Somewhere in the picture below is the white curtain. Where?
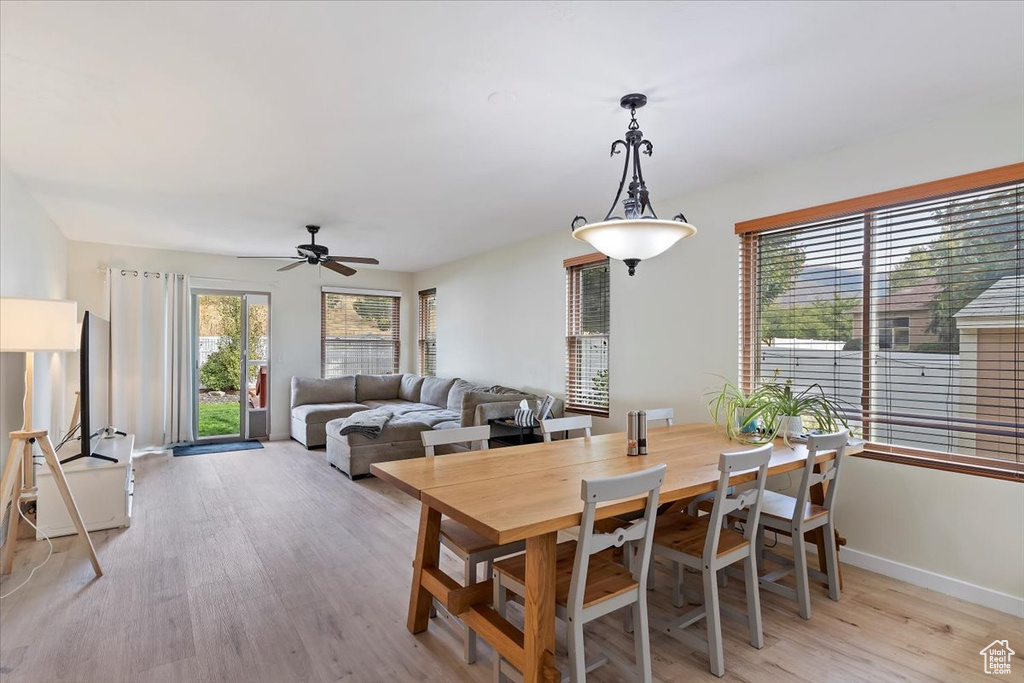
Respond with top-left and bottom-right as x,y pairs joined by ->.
109,270 -> 193,449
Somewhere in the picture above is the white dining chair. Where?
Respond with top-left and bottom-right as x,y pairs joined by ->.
420,426 -> 526,664
753,430 -> 848,619
493,464 -> 667,683
541,415 -> 593,442
650,444 -> 772,678
642,408 -> 674,426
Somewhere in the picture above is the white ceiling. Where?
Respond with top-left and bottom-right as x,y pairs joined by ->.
1,1 -> 1022,272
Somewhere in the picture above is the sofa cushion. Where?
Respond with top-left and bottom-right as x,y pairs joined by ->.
329,406 -> 459,444
460,390 -> 536,427
399,374 -> 424,402
291,402 -> 366,425
356,374 -> 403,402
421,376 -> 457,408
360,399 -> 408,410
447,378 -> 488,413
292,376 -> 355,407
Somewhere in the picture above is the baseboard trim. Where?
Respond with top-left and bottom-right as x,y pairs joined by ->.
840,547 -> 1024,618
761,531 -> 1023,617
268,433 -> 289,442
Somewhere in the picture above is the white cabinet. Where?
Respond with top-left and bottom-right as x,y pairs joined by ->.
37,434 -> 135,539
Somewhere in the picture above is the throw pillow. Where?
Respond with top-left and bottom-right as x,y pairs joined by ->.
420,376 -> 457,408
447,378 -> 487,413
355,374 -> 403,402
398,374 -> 424,402
291,376 -> 355,406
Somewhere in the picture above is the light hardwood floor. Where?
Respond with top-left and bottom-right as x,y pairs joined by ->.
0,440 -> 1019,682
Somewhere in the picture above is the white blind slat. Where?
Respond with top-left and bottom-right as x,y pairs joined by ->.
321,292 -> 401,378
418,289 -> 437,376
741,181 -> 1022,470
566,258 -> 610,415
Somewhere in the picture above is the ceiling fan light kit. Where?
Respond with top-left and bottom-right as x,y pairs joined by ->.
236,225 -> 379,276
571,93 -> 697,276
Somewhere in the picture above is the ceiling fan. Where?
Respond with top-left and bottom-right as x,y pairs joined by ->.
236,225 -> 379,276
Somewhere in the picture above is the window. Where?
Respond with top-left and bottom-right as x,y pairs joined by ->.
739,165 -> 1023,480
321,288 -> 400,377
418,288 -> 437,376
565,254 -> 610,416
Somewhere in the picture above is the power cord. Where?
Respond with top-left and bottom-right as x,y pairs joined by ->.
0,504 -> 54,600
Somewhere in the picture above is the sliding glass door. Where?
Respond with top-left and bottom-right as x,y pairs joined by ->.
192,291 -> 271,443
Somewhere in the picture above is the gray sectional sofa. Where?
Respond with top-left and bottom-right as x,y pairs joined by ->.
290,373 -> 563,477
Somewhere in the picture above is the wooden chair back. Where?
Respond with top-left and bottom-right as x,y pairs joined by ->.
570,464 -> 668,614
420,425 -> 491,456
540,415 -> 593,442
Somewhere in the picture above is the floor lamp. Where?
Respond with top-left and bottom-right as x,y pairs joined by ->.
0,297 -> 102,577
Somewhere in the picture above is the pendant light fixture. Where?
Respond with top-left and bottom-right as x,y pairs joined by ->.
571,93 -> 696,275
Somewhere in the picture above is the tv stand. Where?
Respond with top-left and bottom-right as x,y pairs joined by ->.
42,433 -> 135,538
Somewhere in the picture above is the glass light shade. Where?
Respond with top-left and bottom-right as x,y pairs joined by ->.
572,219 -> 697,261
0,297 -> 79,351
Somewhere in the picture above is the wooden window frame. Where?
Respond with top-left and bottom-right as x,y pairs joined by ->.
320,288 -> 401,378
738,163 -> 1024,481
565,253 -> 610,417
418,288 -> 437,377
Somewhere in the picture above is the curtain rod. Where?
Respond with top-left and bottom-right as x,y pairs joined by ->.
100,268 -> 165,278
96,267 -> 278,287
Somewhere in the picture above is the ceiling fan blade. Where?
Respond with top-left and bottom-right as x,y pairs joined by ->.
277,260 -> 306,272
326,256 -> 380,265
322,260 -> 357,277
236,256 -> 302,260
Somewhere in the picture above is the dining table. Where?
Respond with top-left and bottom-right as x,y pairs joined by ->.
371,423 -> 862,683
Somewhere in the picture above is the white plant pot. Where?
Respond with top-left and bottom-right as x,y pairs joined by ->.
779,415 -> 804,440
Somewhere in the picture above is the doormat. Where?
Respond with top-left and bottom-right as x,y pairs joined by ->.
172,441 -> 264,457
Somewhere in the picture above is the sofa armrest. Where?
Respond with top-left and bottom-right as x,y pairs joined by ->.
473,400 -> 522,426
473,398 -> 565,426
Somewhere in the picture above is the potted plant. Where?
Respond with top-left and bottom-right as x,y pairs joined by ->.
755,378 -> 849,445
704,378 -> 769,441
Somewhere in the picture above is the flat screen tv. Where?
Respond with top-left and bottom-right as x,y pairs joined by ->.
62,311 -> 118,464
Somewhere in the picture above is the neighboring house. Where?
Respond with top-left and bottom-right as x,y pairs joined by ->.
851,281 -> 943,350
979,640 -> 1015,675
954,276 -> 1023,459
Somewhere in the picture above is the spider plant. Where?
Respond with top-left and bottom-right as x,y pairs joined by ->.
704,377 -> 770,440
755,379 -> 849,445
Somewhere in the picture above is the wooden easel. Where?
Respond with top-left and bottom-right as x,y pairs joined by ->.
0,429 -> 102,577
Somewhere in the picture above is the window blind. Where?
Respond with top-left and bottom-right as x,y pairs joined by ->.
565,254 -> 610,416
741,176 -> 1022,477
418,288 -> 437,376
321,290 -> 400,377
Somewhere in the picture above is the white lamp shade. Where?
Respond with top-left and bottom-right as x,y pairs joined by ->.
0,297 -> 79,352
572,219 -> 697,262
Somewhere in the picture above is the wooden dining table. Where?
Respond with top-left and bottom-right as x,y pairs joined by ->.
372,423 -> 862,683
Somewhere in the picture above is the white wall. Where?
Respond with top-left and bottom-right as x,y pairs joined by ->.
65,241 -> 416,441
0,162 -> 70,469
414,98 -> 1024,606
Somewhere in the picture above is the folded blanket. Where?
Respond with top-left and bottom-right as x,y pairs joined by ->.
338,408 -> 394,439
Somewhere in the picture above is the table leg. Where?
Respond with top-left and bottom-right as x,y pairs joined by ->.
408,502 -> 442,634
523,533 -> 558,683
